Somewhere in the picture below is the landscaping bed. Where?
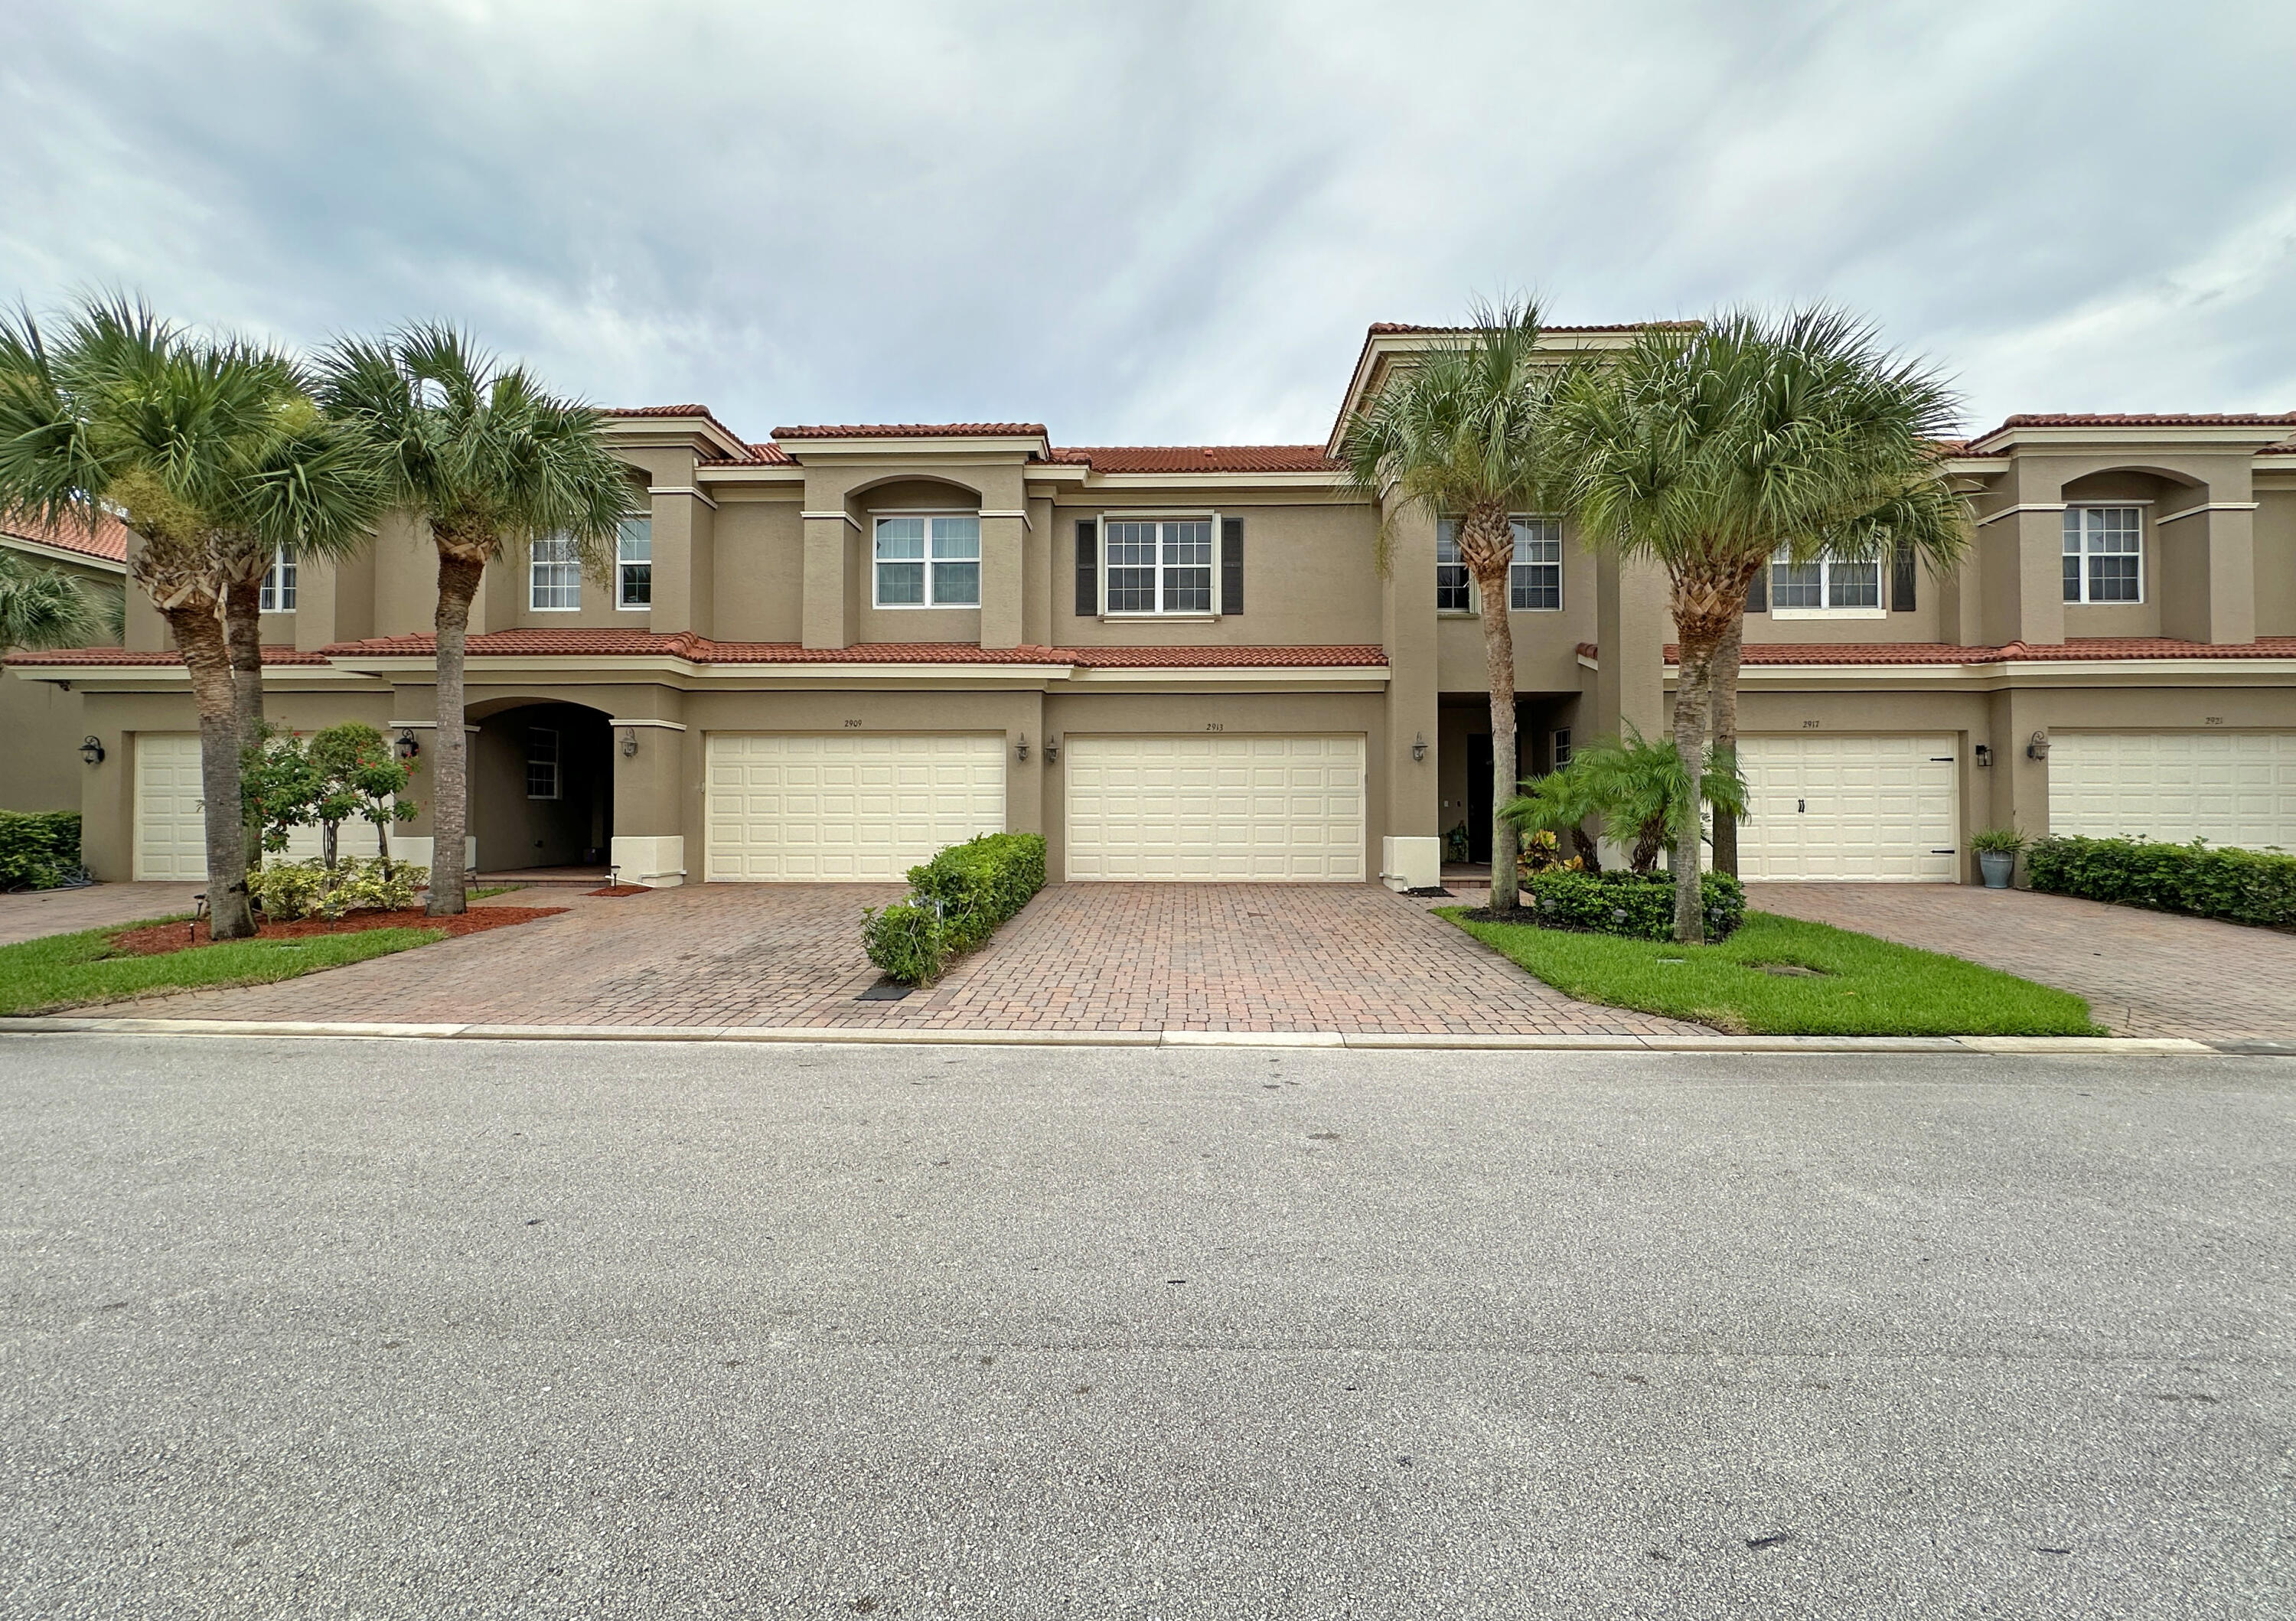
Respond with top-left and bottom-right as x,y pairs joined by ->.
1441,907 -> 2102,1036
110,905 -> 566,957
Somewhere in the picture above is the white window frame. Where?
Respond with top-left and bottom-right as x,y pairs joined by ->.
1434,517 -> 1564,614
1101,512 -> 1219,618
616,517 -> 652,612
1767,550 -> 1885,619
872,512 -> 982,608
258,543 -> 297,613
530,533 -> 581,612
2062,504 -> 2145,605
525,727 -> 560,801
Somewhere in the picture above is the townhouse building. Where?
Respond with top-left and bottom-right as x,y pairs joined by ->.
8,322 -> 2295,887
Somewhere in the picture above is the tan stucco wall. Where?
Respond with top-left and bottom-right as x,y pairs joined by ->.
709,499 -> 805,641
2258,485 -> 2296,638
1,671 -> 91,814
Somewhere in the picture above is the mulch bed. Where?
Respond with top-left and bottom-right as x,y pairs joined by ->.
109,905 -> 569,958
588,885 -> 650,897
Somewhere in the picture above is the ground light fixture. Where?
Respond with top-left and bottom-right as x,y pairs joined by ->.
79,735 -> 105,765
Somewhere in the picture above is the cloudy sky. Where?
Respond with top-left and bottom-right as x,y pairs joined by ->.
5,1 -> 2291,446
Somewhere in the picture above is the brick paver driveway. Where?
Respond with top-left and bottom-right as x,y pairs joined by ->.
0,882 -> 203,947
1750,882 -> 2296,1040
90,882 -> 1701,1036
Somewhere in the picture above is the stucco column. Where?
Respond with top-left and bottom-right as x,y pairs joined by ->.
608,695 -> 688,887
1594,551 -> 1668,742
2007,509 -> 2066,646
1380,500 -> 1440,843
979,512 -> 1026,648
801,512 -> 853,649
2157,505 -> 2256,645
648,488 -> 716,638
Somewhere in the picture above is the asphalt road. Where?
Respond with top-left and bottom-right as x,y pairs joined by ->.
2,1036 -> 2291,1619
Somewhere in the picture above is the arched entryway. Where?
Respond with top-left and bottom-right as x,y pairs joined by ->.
470,701 -> 614,874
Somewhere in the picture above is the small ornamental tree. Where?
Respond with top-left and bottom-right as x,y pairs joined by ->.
311,722 -> 414,868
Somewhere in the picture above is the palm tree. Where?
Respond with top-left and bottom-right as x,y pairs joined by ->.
1339,302 -> 1570,911
1503,726 -> 1748,873
0,549 -> 107,649
0,298 -> 380,938
1555,308 -> 1967,941
318,325 -> 633,916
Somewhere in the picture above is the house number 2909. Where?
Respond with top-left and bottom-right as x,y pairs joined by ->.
843,719 -> 863,728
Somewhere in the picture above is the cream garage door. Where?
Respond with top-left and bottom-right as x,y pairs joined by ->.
704,733 -> 1006,881
133,732 -> 207,880
1065,734 -> 1366,881
2048,732 -> 2296,851
1738,734 -> 1959,882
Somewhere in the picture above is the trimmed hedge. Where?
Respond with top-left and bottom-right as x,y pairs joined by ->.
0,810 -> 83,891
1517,867 -> 1747,942
2024,835 -> 2296,930
863,833 -> 1048,984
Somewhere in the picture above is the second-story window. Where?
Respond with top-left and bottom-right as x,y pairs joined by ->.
875,515 -> 980,608
1105,518 -> 1212,614
259,543 -> 297,612
530,533 -> 580,611
1770,550 -> 1880,611
617,517 -> 652,609
1433,517 -> 1562,611
1509,519 -> 1562,610
2063,506 -> 2142,603
1434,523 -> 1472,612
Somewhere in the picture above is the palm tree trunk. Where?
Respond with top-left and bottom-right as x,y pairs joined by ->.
427,550 -> 484,918
168,606 -> 257,941
225,572 -> 266,873
1708,612 -> 1746,878
1473,565 -> 1521,911
1669,637 -> 1714,944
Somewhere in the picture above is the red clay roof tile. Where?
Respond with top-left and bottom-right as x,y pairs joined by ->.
1049,445 -> 1342,474
3,507 -> 132,565
1658,638 -> 2296,665
5,643 -> 325,667
302,631 -> 1388,668
770,422 -> 1049,439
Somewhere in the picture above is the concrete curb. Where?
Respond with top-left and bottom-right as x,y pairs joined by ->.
0,1015 -> 2233,1056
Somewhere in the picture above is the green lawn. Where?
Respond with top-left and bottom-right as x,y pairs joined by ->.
0,918 -> 445,1017
1440,908 -> 2102,1036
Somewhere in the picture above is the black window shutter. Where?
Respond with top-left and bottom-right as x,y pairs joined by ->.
1075,519 -> 1097,616
1744,565 -> 1766,615
1890,542 -> 1916,611
1221,516 -> 1244,615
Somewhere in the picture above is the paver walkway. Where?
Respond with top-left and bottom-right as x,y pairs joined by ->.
1749,882 -> 2296,1039
84,882 -> 1702,1036
0,882 -> 202,947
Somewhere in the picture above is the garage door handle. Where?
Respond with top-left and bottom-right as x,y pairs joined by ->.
1932,849 -> 1955,854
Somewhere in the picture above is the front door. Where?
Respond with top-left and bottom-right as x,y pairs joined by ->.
1466,733 -> 1492,864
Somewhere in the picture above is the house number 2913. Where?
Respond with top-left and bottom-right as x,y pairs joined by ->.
1205,722 -> 1225,732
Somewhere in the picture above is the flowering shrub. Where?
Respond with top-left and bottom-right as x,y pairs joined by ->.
250,856 -> 420,921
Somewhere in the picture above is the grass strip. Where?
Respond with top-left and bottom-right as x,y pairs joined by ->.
1440,907 -> 2103,1036
0,917 -> 445,1016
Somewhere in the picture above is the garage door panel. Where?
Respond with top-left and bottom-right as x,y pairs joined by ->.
1738,734 -> 1958,882
2048,732 -> 2296,851
133,732 -> 207,881
704,733 -> 1006,882
1066,735 -> 1365,882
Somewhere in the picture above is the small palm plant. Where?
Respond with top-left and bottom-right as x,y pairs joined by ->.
1503,727 -> 1749,876
1340,301 -> 1573,911
318,326 -> 634,915
0,550 -> 108,650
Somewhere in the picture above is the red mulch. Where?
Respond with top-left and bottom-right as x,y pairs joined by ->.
588,884 -> 650,897
109,905 -> 569,958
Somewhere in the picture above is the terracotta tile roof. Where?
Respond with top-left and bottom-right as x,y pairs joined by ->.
1367,321 -> 1700,335
5,643 -> 325,667
1049,445 -> 1342,474
1658,638 -> 2296,666
2,507 -> 132,565
1988,412 -> 2296,429
770,422 -> 1049,439
311,631 -> 1388,668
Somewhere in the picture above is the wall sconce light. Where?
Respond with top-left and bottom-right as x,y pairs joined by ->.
621,729 -> 640,759
1016,732 -> 1030,762
1411,732 -> 1427,762
394,729 -> 420,762
79,735 -> 105,766
1974,743 -> 1992,769
1045,735 -> 1060,764
2025,730 -> 2050,762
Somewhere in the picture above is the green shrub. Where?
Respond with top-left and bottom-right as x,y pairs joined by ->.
1515,867 -> 1746,941
860,902 -> 947,985
863,833 -> 1048,983
0,810 -> 83,890
2024,835 -> 2296,930
249,856 -> 420,922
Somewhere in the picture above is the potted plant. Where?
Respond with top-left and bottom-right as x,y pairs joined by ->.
1971,827 -> 2026,889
